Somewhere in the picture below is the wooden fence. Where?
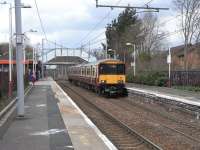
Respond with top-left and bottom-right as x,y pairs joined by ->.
171,71 -> 200,86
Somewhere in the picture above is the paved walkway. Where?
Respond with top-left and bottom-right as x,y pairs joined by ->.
0,84 -> 73,150
127,83 -> 200,106
0,78 -> 115,150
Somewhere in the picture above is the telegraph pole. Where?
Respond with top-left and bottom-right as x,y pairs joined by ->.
15,0 -> 24,116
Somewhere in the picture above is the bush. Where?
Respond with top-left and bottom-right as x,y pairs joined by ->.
126,70 -> 168,87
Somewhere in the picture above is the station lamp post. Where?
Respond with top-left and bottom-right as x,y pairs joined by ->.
0,1 -> 14,97
0,1 -> 31,97
22,29 -> 37,75
167,48 -> 172,87
14,0 -> 31,117
126,43 -> 136,77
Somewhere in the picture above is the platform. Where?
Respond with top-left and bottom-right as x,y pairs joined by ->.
127,83 -> 200,107
0,78 -> 116,150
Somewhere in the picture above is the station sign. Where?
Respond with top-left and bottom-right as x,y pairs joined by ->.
167,54 -> 171,64
131,62 -> 135,67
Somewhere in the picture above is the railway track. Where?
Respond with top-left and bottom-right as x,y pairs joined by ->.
58,81 -> 162,150
126,94 -> 200,138
108,98 -> 200,142
58,81 -> 200,149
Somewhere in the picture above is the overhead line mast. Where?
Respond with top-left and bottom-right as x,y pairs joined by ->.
96,0 -> 169,12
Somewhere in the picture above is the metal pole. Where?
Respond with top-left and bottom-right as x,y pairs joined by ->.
88,42 -> 90,61
66,48 -> 68,56
34,47 -> 37,76
42,39 -> 44,78
55,41 -> 56,57
124,49 -> 125,63
23,44 -> 26,75
169,48 -> 171,87
46,53 -> 47,61
32,47 -> 35,74
133,44 -> 136,77
106,43 -> 108,59
15,0 -> 24,116
8,5 -> 13,97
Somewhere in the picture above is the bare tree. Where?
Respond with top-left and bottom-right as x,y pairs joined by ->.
141,13 -> 165,55
174,0 -> 200,71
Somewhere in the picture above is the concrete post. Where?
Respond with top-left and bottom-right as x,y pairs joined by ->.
15,0 -> 24,116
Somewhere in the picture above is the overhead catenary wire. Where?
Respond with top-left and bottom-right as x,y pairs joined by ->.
33,0 -> 69,53
145,0 -> 155,6
75,0 -> 123,47
33,0 -> 47,40
82,14 -> 182,48
81,2 -> 176,48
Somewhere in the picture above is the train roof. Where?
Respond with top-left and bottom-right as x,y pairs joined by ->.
70,59 -> 124,68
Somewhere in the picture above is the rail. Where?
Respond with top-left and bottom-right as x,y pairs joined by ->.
60,82 -> 163,150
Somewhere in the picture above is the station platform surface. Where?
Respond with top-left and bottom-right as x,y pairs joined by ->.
127,83 -> 200,106
0,78 -> 116,150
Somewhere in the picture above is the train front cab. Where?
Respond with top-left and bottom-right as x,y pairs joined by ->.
97,61 -> 128,97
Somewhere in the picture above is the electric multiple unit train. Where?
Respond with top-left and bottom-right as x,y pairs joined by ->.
68,59 -> 128,96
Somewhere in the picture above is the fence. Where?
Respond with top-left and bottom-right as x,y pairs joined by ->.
127,69 -> 200,87
0,71 -> 18,99
171,71 -> 200,86
0,72 -> 9,98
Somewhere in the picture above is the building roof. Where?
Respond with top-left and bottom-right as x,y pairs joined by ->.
46,56 -> 87,65
0,60 -> 30,65
70,59 -> 124,68
171,43 -> 195,56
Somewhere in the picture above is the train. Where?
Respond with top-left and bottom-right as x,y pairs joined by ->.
68,59 -> 128,97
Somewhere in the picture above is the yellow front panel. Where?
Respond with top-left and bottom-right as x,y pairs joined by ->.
99,75 -> 126,84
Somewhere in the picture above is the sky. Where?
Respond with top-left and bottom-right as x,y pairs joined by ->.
0,0 -> 183,61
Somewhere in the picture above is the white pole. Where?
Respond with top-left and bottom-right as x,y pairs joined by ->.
106,43 -> 108,59
41,39 -> 44,78
55,41 -> 56,57
23,44 -> 26,75
34,47 -> 36,75
88,42 -> 90,61
133,44 -> 136,77
8,5 -> 13,96
169,48 -> 171,87
33,47 -> 35,74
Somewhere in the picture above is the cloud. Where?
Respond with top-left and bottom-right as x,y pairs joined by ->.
0,0 -> 182,50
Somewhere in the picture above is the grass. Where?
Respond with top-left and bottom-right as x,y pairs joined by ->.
173,86 -> 200,92
0,91 -> 17,112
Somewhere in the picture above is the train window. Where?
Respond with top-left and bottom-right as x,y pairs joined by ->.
87,67 -> 90,76
99,64 -> 125,75
84,67 -> 86,76
81,68 -> 83,76
92,67 -> 95,76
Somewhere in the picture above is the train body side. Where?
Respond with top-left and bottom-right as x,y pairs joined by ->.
67,59 -> 128,96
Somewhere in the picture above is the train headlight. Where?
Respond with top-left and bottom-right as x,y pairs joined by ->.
101,80 -> 106,83
118,80 -> 124,83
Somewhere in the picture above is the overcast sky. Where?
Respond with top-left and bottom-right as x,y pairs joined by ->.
0,0 -> 183,54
